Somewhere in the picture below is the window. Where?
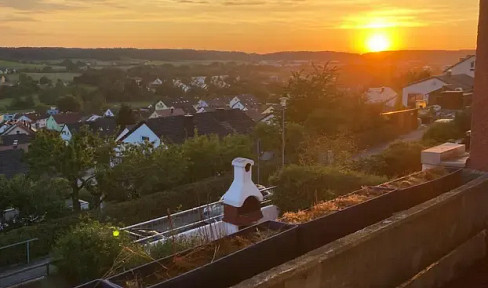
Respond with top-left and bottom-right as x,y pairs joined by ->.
142,136 -> 150,141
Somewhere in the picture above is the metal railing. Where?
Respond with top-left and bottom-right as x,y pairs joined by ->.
122,186 -> 276,242
0,238 -> 38,264
0,259 -> 55,288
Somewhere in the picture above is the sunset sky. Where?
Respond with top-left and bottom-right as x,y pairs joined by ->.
0,0 -> 480,53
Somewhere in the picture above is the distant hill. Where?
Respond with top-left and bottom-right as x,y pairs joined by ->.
0,47 -> 476,68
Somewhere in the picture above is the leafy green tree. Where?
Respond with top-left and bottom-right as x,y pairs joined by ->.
100,143 -> 188,201
57,95 -> 81,112
39,76 -> 52,85
35,103 -> 50,114
252,122 -> 281,152
286,64 -> 343,134
116,104 -> 136,126
27,129 -> 115,211
5,176 -> 71,219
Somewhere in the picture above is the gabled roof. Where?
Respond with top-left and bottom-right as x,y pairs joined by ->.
443,55 -> 476,73
117,121 -> 153,142
405,74 -> 474,91
52,112 -> 82,125
435,74 -> 474,91
0,149 -> 28,178
234,94 -> 260,108
151,108 -> 186,118
88,117 -> 119,137
366,87 -> 398,104
146,116 -> 188,144
0,134 -> 33,146
161,97 -> 196,113
2,122 -> 36,136
194,109 -> 255,137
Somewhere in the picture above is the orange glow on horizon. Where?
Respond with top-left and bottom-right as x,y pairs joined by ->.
0,1 -> 478,53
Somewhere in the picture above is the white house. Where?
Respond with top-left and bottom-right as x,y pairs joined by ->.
444,55 -> 476,78
229,96 -> 247,111
191,76 -> 207,89
402,74 -> 474,107
104,109 -> 115,117
85,114 -> 102,122
116,122 -> 161,148
366,87 -> 398,108
173,79 -> 191,93
150,78 -> 163,86
154,100 -> 169,111
60,124 -> 73,142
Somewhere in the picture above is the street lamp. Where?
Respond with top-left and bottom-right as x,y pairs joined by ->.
280,97 -> 288,168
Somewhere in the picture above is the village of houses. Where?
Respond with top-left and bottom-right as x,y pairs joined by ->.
0,55 -> 476,179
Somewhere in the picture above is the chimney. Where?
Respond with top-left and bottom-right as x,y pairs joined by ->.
447,69 -> 452,77
469,0 -> 488,171
183,114 -> 194,138
222,158 -> 263,227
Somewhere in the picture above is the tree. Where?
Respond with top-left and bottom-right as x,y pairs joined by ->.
4,176 -> 71,219
285,64 -> 345,135
26,129 -> 115,211
116,104 -> 136,126
57,95 -> 81,112
35,103 -> 50,114
39,76 -> 52,85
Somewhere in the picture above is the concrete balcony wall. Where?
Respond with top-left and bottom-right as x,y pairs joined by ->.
234,172 -> 488,288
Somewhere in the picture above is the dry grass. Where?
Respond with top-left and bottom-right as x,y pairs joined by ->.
379,167 -> 449,190
122,227 -> 279,288
281,187 -> 390,224
281,167 -> 450,224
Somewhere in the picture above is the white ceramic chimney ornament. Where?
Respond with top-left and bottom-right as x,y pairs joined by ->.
222,158 -> 263,208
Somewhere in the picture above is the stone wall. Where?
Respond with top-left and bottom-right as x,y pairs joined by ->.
234,172 -> 488,288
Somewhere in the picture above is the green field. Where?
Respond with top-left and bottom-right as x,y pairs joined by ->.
0,60 -> 65,71
7,72 -> 81,83
0,95 -> 41,112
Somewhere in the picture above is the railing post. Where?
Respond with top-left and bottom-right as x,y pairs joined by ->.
26,241 -> 30,264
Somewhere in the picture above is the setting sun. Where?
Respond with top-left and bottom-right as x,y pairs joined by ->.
366,34 -> 391,52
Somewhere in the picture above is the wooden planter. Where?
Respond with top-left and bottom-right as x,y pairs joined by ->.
107,221 -> 297,288
74,279 -> 122,288
297,169 -> 463,254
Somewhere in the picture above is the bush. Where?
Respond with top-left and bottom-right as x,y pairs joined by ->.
53,220 -> 146,283
100,174 -> 233,225
0,215 -> 81,267
354,141 -> 425,178
355,124 -> 400,149
422,122 -> 463,145
269,165 -> 386,212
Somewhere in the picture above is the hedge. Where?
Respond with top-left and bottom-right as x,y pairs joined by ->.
0,214 -> 82,267
269,165 -> 387,213
99,174 -> 233,226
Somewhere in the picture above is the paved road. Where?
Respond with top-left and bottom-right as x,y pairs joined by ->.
353,125 -> 428,160
0,258 -> 51,288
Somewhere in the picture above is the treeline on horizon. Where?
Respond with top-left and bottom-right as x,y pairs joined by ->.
0,47 -> 476,65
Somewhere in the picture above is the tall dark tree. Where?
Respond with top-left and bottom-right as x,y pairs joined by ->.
26,129 -> 115,211
116,104 -> 136,126
57,95 -> 81,112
